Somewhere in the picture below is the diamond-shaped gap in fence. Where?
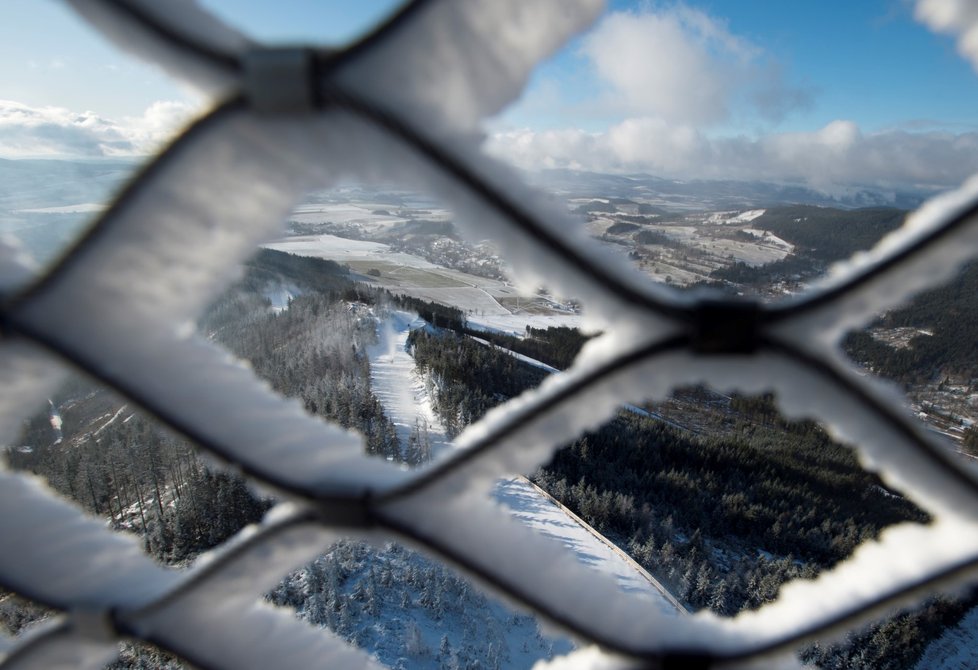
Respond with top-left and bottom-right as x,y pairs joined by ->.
194,0 -> 405,47
0,360 -> 272,588
520,384 -> 930,618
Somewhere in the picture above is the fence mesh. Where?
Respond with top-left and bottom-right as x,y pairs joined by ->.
4,1 -> 978,668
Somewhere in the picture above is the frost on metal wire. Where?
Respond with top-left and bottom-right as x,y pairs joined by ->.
65,0 -> 248,94
5,0 -> 978,668
331,0 -> 604,132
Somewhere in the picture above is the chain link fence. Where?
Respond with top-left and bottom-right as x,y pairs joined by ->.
3,1 -> 978,668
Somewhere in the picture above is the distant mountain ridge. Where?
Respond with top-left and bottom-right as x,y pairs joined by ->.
0,157 -> 935,214
531,168 -> 934,211
0,157 -> 133,211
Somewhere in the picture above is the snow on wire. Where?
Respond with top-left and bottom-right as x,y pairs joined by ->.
3,1 -> 978,668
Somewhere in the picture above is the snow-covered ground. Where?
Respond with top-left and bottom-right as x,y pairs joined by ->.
402,286 -> 511,315
693,237 -> 789,266
265,234 -> 441,270
495,477 -> 685,616
706,209 -> 767,225
263,233 -> 584,335
367,311 -> 452,459
262,282 -> 302,313
740,228 -> 794,251
913,606 -> 978,670
15,203 -> 106,214
465,311 -> 582,337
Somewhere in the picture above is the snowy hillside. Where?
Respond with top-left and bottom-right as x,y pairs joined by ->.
494,477 -> 685,616
269,540 -> 571,670
913,606 -> 978,670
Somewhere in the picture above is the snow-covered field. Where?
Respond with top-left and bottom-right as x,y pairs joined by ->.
706,209 -> 767,225
15,203 -> 106,214
465,312 -> 582,337
264,233 -> 584,335
400,287 -> 511,316
694,237 -> 790,266
740,229 -> 793,251
265,234 -> 440,269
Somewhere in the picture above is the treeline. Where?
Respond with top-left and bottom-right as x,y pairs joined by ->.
395,294 -> 465,331
463,325 -> 590,371
409,329 -> 548,438
803,593 -> 977,670
711,255 -> 817,286
844,261 -> 978,384
712,206 -> 906,286
634,229 -> 683,248
755,206 -> 905,264
242,248 -> 350,292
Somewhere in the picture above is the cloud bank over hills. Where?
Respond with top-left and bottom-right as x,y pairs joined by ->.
0,99 -> 195,158
487,1 -> 978,194
487,120 -> 978,194
4,0 -> 978,199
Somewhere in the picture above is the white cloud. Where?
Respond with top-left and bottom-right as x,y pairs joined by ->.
487,120 -> 978,192
486,1 -> 978,195
580,5 -> 811,127
0,99 -> 198,158
916,0 -> 978,72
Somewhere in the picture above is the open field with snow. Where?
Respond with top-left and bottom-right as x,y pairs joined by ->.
265,234 -> 436,268
264,233 -> 585,334
15,203 -> 106,214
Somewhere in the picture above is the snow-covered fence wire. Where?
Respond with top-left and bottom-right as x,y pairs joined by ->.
3,1 -> 978,668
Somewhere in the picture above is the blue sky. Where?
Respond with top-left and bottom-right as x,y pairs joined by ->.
3,0 -> 978,190
505,0 -> 978,136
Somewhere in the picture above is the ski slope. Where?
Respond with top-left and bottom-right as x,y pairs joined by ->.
366,310 -> 452,459
495,477 -> 685,616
